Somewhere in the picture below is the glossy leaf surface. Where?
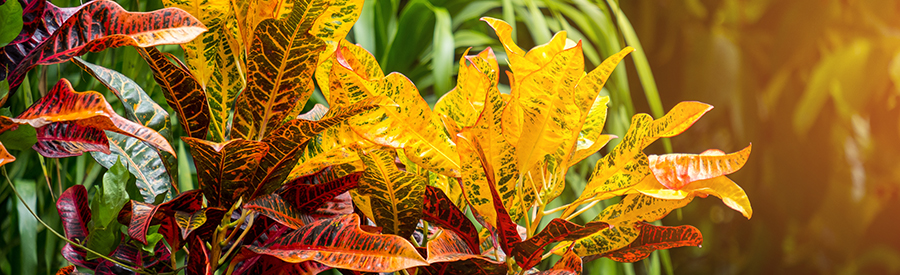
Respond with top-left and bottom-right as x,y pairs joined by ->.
126,190 -> 202,245
422,229 -> 508,275
423,186 -> 480,254
245,214 -> 428,272
56,185 -> 98,269
280,169 -> 362,213
512,218 -> 609,269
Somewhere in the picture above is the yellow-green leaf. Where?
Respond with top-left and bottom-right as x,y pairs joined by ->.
634,175 -> 752,219
643,101 -> 713,148
357,149 -> 427,237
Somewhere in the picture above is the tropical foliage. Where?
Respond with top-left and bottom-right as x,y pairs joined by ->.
0,0 -> 752,274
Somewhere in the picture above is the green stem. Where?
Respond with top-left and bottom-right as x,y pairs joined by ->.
3,167 -> 147,274
218,211 -> 254,266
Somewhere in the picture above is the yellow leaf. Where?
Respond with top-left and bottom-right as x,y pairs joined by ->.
634,175 -> 752,219
569,96 -> 615,165
324,43 -> 460,177
643,101 -> 713,148
434,48 -> 496,130
576,114 -> 653,203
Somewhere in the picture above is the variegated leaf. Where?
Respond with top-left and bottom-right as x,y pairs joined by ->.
137,46 -> 210,139
244,193 -> 305,229
183,137 -> 268,207
357,149 -> 426,238
245,214 -> 428,272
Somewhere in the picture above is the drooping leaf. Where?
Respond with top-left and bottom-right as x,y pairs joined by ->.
566,194 -> 693,257
33,122 -> 110,158
70,57 -> 171,136
647,144 -> 752,190
3,0 -> 207,96
244,214 -> 428,272
1,0 -> 80,81
125,190 -> 203,245
634,175 -> 753,219
422,185 -> 480,254
1,79 -> 174,156
160,0 -> 241,142
357,149 -> 426,238
594,222 -> 702,263
56,185 -> 98,269
421,228 -> 508,275
137,46 -> 210,139
244,193 -> 305,230
92,132 -> 173,203
511,218 -> 609,270
183,137 -> 268,207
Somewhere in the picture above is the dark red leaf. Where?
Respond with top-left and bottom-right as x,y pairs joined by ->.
1,0 -> 79,79
280,170 -> 361,213
61,244 -> 98,270
419,227 -> 507,275
512,218 -> 610,269
95,239 -> 141,274
595,222 -> 703,263
33,122 -> 110,158
56,185 -> 99,268
126,190 -> 202,244
549,249 -> 582,274
422,185 -> 480,254
3,0 -> 206,97
187,235 -> 212,275
244,193 -> 305,230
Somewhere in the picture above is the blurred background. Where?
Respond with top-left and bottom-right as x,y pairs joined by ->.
2,0 -> 900,274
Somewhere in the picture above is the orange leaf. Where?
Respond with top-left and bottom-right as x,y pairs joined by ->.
648,144 -> 752,190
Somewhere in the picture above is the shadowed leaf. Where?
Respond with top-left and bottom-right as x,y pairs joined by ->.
137,46 -> 210,139
92,132 -> 173,203
56,185 -> 98,269
280,169 -> 362,213
421,229 -> 508,275
187,235 -> 212,275
174,209 -> 208,239
512,218 -> 609,270
594,222 -> 702,263
244,214 -> 427,272
423,185 -> 480,254
33,122 -> 109,157
125,190 -> 202,245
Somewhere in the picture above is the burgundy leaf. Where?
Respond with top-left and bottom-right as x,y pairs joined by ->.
280,171 -> 361,213
512,218 -> 610,269
187,235 -> 212,275
126,190 -> 202,244
422,185 -> 480,254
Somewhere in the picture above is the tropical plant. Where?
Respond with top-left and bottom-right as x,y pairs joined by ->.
0,0 -> 753,274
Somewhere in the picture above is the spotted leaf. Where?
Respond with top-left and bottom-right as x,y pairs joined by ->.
594,222 -> 702,263
511,219 -> 609,270
137,46 -> 210,139
420,229 -> 508,275
183,137 -> 268,207
244,193 -> 306,229
423,185 -> 480,254
357,149 -> 426,238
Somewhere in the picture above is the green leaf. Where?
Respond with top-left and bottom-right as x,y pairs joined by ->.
84,222 -> 119,261
0,121 -> 36,151
430,6 -> 453,96
0,0 -> 23,47
141,225 -> 164,254
14,179 -> 36,275
93,157 -> 132,227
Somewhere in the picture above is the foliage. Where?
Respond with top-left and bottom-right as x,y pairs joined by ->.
0,0 -> 753,274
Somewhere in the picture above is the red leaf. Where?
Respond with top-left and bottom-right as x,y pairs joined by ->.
244,193 -> 305,230
187,235 -> 212,275
126,190 -> 202,244
3,79 -> 175,156
245,214 -> 427,272
280,169 -> 361,213
56,185 -> 91,242
95,240 -> 142,274
1,0 -> 79,80
421,229 -> 507,275
549,249 -> 582,274
422,185 -> 480,254
596,222 -> 703,263
4,0 -> 207,95
512,218 -> 609,269
33,122 -> 110,158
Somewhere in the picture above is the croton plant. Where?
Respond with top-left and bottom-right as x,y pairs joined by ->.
0,0 -> 752,274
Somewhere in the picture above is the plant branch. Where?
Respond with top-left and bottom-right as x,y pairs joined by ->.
218,211 -> 255,265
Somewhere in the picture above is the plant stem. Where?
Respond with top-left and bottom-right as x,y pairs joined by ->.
562,200 -> 599,221
218,211 -> 255,266
3,167 -> 146,274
